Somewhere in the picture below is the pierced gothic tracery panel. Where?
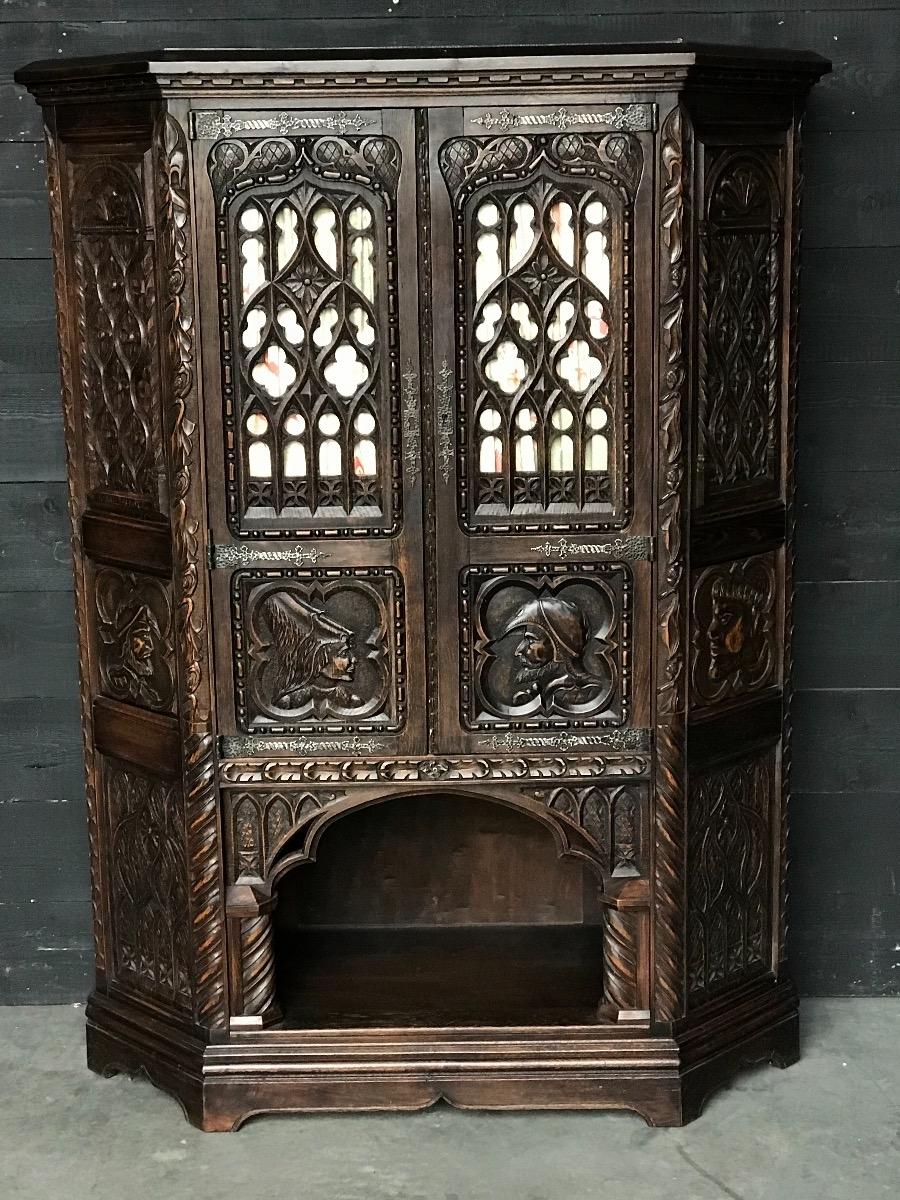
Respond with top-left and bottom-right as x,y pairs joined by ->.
106,761 -> 192,1009
232,567 -> 405,734
461,564 -> 630,730
440,133 -> 638,531
698,148 -> 784,510
691,552 -> 779,708
529,783 -> 647,879
687,750 -> 773,1006
209,136 -> 402,535
71,157 -> 164,509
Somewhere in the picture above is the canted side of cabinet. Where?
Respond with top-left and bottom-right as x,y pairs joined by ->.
40,99 -> 226,1036
19,45 -> 827,1128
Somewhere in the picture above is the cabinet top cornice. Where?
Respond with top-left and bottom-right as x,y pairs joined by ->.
16,42 -> 830,98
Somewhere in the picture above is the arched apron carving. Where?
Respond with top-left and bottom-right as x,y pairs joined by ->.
224,784 -> 650,1027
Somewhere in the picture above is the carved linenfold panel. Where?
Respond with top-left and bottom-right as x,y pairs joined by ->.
691,552 -> 779,707
687,749 -> 774,1006
440,132 -> 638,531
94,567 -> 176,712
232,567 -> 405,733
70,156 -> 164,509
218,751 -> 650,785
698,147 -> 784,510
209,134 -> 402,535
228,789 -> 345,879
461,563 -> 630,729
105,761 -> 192,1008
528,783 -> 647,878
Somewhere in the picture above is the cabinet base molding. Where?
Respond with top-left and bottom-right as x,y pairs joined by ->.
85,979 -> 798,1131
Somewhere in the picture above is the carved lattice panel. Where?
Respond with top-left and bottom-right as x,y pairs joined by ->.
93,567 -> 177,713
105,760 -> 192,1009
70,156 -> 164,510
461,563 -> 631,730
698,147 -> 784,511
208,135 -> 402,535
691,552 -> 780,708
687,748 -> 774,1006
232,567 -> 405,734
439,132 -> 639,531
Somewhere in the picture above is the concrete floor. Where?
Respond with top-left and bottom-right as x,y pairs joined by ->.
0,1000 -> 897,1199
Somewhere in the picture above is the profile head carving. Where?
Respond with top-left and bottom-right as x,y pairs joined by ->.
708,576 -> 766,680
263,592 -> 359,710
496,593 -> 603,709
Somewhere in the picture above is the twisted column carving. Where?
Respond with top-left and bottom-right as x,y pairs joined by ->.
602,905 -> 643,1015
226,875 -> 281,1026
240,912 -> 278,1018
653,104 -> 690,1025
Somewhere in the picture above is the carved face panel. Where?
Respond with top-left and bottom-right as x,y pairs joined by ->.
233,567 -> 404,734
691,554 -> 778,706
464,566 -> 629,727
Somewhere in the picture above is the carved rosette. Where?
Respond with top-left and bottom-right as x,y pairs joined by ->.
654,105 -> 690,1024
155,109 -> 226,1029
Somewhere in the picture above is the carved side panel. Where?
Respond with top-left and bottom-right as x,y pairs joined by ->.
93,567 -> 177,712
208,134 -> 403,535
105,760 -> 193,1009
232,567 -> 405,734
70,155 -> 165,510
461,563 -> 631,730
687,748 -> 774,1007
691,552 -> 779,708
697,147 -> 784,511
439,132 -> 640,531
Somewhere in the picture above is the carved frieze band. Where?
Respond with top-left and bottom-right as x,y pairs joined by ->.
219,751 -> 651,785
470,104 -> 655,134
192,109 -> 376,140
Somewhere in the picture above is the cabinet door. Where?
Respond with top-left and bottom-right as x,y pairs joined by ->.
193,108 -> 426,755
426,105 -> 655,755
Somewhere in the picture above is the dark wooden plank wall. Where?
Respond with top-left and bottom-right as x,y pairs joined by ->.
1,2 -> 898,1001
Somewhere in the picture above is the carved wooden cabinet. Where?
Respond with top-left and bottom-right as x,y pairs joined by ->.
17,43 -> 828,1129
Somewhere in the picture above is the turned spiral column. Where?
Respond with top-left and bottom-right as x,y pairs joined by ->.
600,902 -> 650,1023
225,875 -> 282,1029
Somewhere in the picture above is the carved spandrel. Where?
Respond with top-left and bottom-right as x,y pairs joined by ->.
528,783 -> 647,879
227,789 -> 345,881
691,552 -> 779,707
232,567 -> 405,734
94,567 -> 176,713
462,564 -> 630,729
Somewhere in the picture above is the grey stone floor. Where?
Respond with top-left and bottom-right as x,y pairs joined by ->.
0,999 -> 897,1199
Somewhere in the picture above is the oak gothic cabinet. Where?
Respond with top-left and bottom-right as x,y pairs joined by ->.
17,44 -> 829,1129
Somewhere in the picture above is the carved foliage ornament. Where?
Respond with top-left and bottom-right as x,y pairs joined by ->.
691,552 -> 779,706
94,567 -> 176,712
233,567 -> 405,733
